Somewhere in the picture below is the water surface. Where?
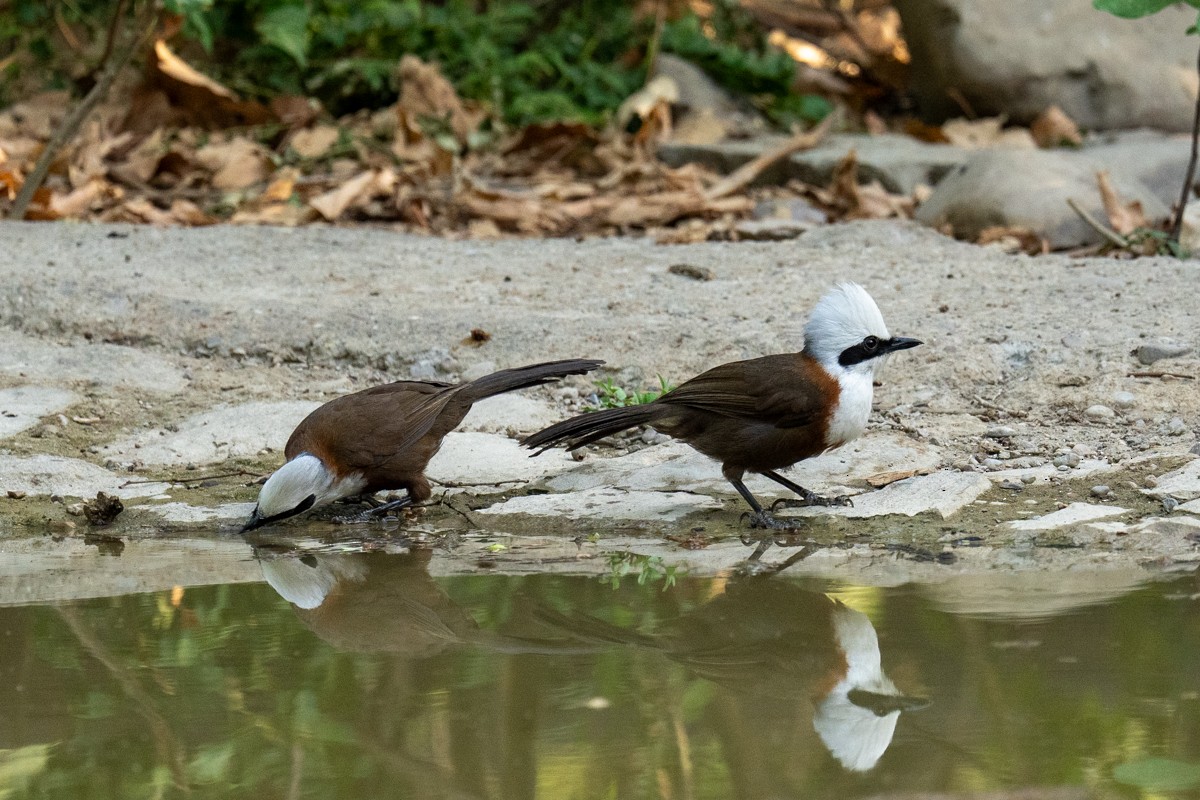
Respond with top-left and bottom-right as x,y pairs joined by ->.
1,545 -> 1198,799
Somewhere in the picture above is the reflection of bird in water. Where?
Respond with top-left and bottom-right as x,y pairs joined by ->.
537,577 -> 927,772
258,548 -> 597,659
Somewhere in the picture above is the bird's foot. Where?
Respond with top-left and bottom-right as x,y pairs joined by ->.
771,490 -> 853,510
331,497 -> 414,525
740,510 -> 800,531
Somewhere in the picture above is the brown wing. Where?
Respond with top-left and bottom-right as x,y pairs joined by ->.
285,380 -> 464,470
656,354 -> 830,430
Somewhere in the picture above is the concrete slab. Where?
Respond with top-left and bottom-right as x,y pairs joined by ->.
101,401 -> 319,466
0,386 -> 77,439
1007,502 -> 1130,531
0,329 -> 185,393
0,454 -> 169,498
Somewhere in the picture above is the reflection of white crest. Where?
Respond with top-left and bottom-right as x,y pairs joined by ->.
260,554 -> 368,609
812,600 -> 902,772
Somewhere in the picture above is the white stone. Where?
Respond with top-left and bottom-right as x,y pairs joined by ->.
427,431 -> 581,487
1180,498 -> 1200,513
1007,502 -> 1130,531
101,401 -> 319,466
0,330 -> 186,393
0,386 -> 78,439
477,486 -> 721,521
780,471 -> 992,520
1145,459 -> 1200,501
0,454 -> 169,498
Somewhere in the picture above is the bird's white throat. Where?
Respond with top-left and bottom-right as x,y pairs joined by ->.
824,367 -> 875,449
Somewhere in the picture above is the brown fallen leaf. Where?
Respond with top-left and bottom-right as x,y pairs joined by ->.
396,54 -> 484,147
1030,105 -> 1082,148
261,167 -> 299,202
289,125 -> 341,159
977,225 -> 1048,255
195,137 -> 270,190
866,468 -> 933,488
1096,170 -> 1147,236
51,179 -> 110,217
145,39 -> 274,129
942,117 -> 1036,150
309,169 -> 378,221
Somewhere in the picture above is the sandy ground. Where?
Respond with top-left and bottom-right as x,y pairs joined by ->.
1,218 -> 1198,583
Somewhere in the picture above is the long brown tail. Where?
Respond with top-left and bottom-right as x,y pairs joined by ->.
459,359 -> 603,402
522,403 -> 657,454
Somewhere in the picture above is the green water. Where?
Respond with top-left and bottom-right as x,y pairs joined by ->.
1,547 -> 1198,799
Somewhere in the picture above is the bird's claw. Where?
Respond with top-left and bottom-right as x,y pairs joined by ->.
741,510 -> 799,531
771,492 -> 853,510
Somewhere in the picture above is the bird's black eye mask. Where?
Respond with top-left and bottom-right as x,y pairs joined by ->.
838,336 -> 922,367
242,494 -> 317,532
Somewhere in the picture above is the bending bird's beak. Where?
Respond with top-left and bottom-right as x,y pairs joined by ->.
886,337 -> 922,353
241,507 -> 266,534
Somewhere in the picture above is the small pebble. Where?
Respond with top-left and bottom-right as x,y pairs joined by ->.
1144,475 -> 1158,488
1000,480 -> 1024,491
986,426 -> 1017,438
1111,391 -> 1136,409
1021,474 -> 1038,484
1162,497 -> 1180,513
1053,452 -> 1081,468
1166,417 -> 1187,436
6,490 -> 26,499
1135,341 -> 1192,365
66,503 -> 85,516
1085,405 -> 1114,421
1090,485 -> 1110,498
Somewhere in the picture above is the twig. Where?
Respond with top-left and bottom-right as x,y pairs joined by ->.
1170,40 -> 1200,245
1066,197 -> 1129,248
703,112 -> 836,201
98,0 -> 132,68
120,469 -> 263,488
643,0 -> 668,81
8,8 -> 154,220
1129,370 -> 1196,380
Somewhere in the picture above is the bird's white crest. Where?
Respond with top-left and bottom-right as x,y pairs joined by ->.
812,600 -> 904,772
803,283 -> 891,371
256,453 -> 363,520
260,553 -> 368,609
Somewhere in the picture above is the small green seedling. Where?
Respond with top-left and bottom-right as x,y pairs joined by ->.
590,375 -> 674,410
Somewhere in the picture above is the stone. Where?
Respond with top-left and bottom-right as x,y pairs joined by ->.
1090,485 -> 1111,498
1085,405 -> 1116,421
0,386 -> 77,439
1135,340 -> 1192,365
0,454 -> 169,499
1085,131 -> 1192,205
144,502 -> 254,523
477,486 -> 721,522
914,150 -> 1169,249
1144,459 -> 1200,501
0,330 -> 186,394
894,0 -> 1200,131
427,431 -> 580,487
457,394 -> 562,435
653,53 -> 766,144
101,401 -> 320,466
1111,391 -> 1136,409
732,219 -> 811,241
1007,502 -> 1130,531
779,471 -> 992,520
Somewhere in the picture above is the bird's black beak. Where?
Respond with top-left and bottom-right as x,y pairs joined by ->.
886,337 -> 922,353
240,507 -> 266,534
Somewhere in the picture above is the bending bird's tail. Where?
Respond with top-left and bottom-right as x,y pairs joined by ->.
522,404 -> 656,454
460,359 -> 604,402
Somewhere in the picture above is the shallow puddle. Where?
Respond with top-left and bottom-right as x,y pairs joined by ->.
1,543 -> 1199,799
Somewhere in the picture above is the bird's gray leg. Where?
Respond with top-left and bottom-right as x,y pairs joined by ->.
723,467 -> 797,531
763,470 -> 853,509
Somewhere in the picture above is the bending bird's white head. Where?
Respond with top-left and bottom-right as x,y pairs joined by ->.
242,454 -> 339,532
803,283 -> 921,377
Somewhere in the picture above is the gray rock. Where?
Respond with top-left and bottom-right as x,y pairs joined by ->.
1135,340 -> 1192,365
780,471 -> 993,520
1167,417 -> 1188,436
1085,405 -> 1116,421
477,486 -> 721,522
457,394 -> 562,435
1090,485 -> 1111,498
427,431 -> 581,486
1085,131 -> 1193,205
894,0 -> 1200,131
733,219 -> 812,241
1111,391 -> 1136,409
0,386 -> 78,440
1143,459 -> 1200,501
914,150 -> 1169,249
0,330 -> 186,394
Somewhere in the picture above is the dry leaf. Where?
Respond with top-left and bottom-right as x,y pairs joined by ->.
309,170 -> 377,221
51,179 -> 109,216
290,125 -> 341,159
977,225 -> 1048,255
147,39 -> 273,128
262,168 -> 299,202
396,55 -> 484,146
1030,105 -> 1082,148
195,137 -> 270,190
230,203 -> 315,226
866,468 -> 932,488
1097,170 -> 1147,236
942,117 -> 1036,149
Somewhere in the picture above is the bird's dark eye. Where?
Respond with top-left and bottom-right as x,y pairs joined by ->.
862,336 -> 880,352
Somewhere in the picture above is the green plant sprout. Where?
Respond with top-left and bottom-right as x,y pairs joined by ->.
604,552 -> 681,591
590,375 -> 674,410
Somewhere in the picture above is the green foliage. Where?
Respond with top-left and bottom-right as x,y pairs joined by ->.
591,375 -> 673,410
604,552 -> 681,590
1094,0 -> 1200,33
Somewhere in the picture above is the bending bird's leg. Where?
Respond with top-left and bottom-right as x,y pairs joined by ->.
723,467 -> 797,531
762,470 -> 853,510
332,495 -> 415,524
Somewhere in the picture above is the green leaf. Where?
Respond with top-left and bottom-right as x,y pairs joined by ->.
256,5 -> 312,67
1113,757 -> 1200,791
1093,0 -> 1182,18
